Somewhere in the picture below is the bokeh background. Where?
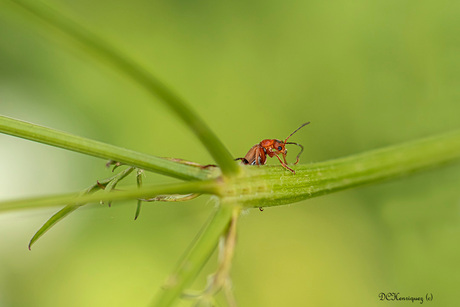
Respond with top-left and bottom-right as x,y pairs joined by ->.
1,0 -> 459,306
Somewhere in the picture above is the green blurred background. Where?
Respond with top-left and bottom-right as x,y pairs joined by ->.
0,0 -> 459,306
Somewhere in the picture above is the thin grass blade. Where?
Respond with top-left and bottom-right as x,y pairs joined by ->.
28,203 -> 80,250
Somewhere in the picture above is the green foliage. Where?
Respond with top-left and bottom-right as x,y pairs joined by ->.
2,115 -> 460,306
0,0 -> 459,306
4,0 -> 239,177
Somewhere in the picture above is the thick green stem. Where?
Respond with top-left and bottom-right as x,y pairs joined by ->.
4,0 -> 240,176
151,204 -> 236,307
223,130 -> 460,208
0,115 -> 213,180
0,180 -> 219,212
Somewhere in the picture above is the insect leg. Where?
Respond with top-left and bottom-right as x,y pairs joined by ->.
274,154 -> 295,173
254,147 -> 267,165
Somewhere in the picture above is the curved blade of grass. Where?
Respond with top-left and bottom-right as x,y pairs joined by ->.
0,115 -> 213,180
28,203 -> 80,250
4,0 -> 239,176
0,180 -> 220,213
28,166 -> 137,249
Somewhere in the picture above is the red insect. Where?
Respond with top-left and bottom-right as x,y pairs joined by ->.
236,122 -> 310,174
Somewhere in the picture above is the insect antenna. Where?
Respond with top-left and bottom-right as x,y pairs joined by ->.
284,122 -> 310,143
285,142 -> 304,164
284,122 -> 309,164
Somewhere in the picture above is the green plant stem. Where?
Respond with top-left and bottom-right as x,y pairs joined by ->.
2,130 -> 460,212
223,129 -> 460,208
0,115 -> 213,180
151,204 -> 236,307
4,0 -> 239,176
0,180 -> 219,212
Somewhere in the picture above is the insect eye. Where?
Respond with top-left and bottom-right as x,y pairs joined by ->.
278,146 -> 282,151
